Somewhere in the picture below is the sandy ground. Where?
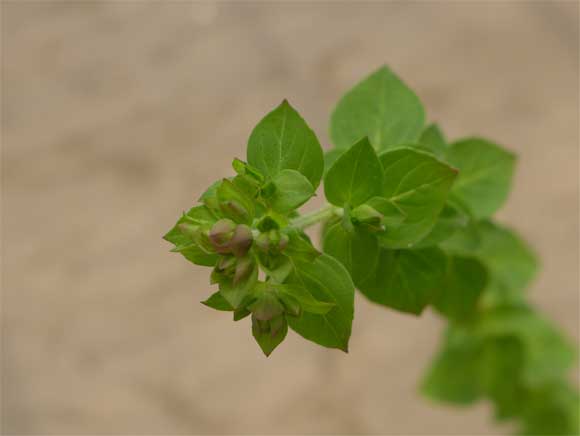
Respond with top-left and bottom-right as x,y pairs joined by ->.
2,2 -> 578,435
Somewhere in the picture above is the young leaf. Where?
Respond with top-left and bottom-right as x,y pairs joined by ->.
377,147 -> 457,249
432,256 -> 488,322
421,325 -> 483,404
322,222 -> 379,288
324,137 -> 383,207
445,138 -> 516,219
418,123 -> 447,157
247,100 -> 324,189
201,291 -> 234,311
359,247 -> 447,315
266,169 -> 315,213
330,65 -> 425,152
286,254 -> 355,351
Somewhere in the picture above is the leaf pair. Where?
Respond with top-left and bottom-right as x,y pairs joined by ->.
330,66 -> 516,222
322,137 -> 458,314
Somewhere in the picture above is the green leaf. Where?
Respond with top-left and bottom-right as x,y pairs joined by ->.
418,123 -> 447,157
323,148 -> 345,175
377,147 -> 458,249
476,221 -> 538,294
286,254 -> 355,351
476,305 -> 577,385
247,100 -> 324,189
324,137 -> 383,207
444,221 -> 538,297
479,336 -> 527,420
322,223 -> 379,288
413,202 -> 468,248
359,247 -> 447,315
446,137 -> 516,219
432,256 -> 488,322
266,169 -> 314,213
276,284 -> 335,315
330,65 -> 425,152
421,325 -> 483,404
252,314 -> 288,357
201,291 -> 234,311
519,381 -> 580,436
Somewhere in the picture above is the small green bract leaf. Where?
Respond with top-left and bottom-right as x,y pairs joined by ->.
247,100 -> 324,189
324,137 -> 383,207
201,291 -> 234,311
330,65 -> 425,152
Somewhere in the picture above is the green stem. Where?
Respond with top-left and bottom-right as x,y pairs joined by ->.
290,204 -> 342,230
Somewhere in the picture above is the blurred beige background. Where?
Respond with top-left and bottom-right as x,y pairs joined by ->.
2,1 -> 578,435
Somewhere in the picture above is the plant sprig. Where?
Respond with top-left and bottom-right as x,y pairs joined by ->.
164,65 -> 578,435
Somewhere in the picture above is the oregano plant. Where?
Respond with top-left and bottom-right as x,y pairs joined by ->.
164,65 -> 578,435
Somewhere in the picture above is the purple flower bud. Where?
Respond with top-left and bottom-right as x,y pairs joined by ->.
278,233 -> 289,251
230,224 -> 253,257
233,255 -> 254,285
209,219 -> 236,253
250,292 -> 285,321
269,315 -> 285,337
219,200 -> 250,223
217,256 -> 237,273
